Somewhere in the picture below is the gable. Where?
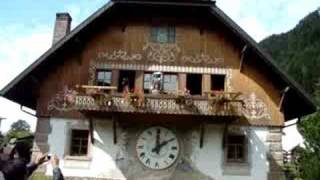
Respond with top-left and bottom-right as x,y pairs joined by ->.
0,0 -> 316,120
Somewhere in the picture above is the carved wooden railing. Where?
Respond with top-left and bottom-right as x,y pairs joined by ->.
72,94 -> 243,116
48,87 -> 274,119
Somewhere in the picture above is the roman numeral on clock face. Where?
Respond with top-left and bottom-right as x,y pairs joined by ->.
136,126 -> 179,170
169,154 -> 175,160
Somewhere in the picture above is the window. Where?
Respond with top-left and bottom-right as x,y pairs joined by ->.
96,70 -> 112,86
187,74 -> 202,95
70,130 -> 89,156
151,26 -> 175,43
211,74 -> 225,91
163,74 -> 177,93
226,135 -> 246,163
118,70 -> 136,92
143,72 -> 152,93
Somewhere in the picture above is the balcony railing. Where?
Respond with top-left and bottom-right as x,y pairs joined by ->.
48,87 -> 244,117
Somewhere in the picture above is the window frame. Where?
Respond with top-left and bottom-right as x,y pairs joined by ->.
224,134 -> 248,164
69,129 -> 90,157
150,25 -> 176,44
95,69 -> 112,86
163,73 -> 178,93
211,74 -> 226,92
143,72 -> 153,94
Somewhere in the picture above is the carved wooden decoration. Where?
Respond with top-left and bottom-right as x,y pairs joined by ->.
48,86 -> 78,111
241,93 -> 271,120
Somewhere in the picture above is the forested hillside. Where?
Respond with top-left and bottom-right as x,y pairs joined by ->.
260,10 -> 320,95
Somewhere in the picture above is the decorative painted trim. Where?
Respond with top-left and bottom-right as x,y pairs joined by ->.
88,61 -> 232,85
181,54 -> 224,65
115,127 -> 128,162
241,93 -> 272,120
142,42 -> 181,63
189,129 -> 200,163
97,50 -> 142,61
94,42 -> 225,66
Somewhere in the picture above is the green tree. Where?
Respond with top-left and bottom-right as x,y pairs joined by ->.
5,120 -> 33,148
296,83 -> 320,180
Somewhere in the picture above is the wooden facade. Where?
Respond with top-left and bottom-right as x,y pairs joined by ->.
0,1 -> 316,179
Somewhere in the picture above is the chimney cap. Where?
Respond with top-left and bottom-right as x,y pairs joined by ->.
56,13 -> 72,21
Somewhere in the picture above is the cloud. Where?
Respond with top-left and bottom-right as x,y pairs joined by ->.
216,0 -> 320,41
0,23 -> 52,133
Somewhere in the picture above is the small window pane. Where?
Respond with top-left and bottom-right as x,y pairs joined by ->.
226,135 -> 246,162
96,70 -> 112,86
144,73 -> 152,93
151,26 -> 175,43
70,130 -> 89,156
163,74 -> 177,93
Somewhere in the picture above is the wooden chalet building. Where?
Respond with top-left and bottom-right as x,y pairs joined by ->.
0,0 -> 316,179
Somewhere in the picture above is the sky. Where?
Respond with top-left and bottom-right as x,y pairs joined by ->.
0,0 -> 319,150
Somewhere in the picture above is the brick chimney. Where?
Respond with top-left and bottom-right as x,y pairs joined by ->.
52,13 -> 72,45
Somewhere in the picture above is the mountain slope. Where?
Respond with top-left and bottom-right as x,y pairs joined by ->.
260,10 -> 320,94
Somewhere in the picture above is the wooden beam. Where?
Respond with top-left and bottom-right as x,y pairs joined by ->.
89,118 -> 95,145
279,86 -> 290,111
113,115 -> 118,144
200,122 -> 205,148
239,45 -> 248,72
222,123 -> 229,148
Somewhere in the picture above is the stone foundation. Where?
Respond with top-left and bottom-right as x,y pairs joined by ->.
267,127 -> 284,180
31,118 -> 51,173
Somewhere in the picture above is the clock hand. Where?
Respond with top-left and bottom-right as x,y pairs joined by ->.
152,129 -> 161,154
155,138 -> 175,154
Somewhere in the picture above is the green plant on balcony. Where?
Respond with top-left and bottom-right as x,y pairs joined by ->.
208,91 -> 243,114
123,88 -> 145,109
92,93 -> 113,107
174,89 -> 193,108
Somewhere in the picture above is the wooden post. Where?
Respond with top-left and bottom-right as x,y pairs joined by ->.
112,69 -> 120,93
113,115 -> 118,144
200,122 -> 205,149
202,74 -> 211,96
239,45 -> 248,72
89,118 -> 95,145
279,86 -> 290,111
178,73 -> 187,91
135,71 -> 144,91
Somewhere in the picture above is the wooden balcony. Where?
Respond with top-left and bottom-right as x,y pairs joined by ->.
76,94 -> 244,116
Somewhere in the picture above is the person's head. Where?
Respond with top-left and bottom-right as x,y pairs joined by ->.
13,141 -> 31,162
1,159 -> 28,180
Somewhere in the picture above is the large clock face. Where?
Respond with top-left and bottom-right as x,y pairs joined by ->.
136,126 -> 180,170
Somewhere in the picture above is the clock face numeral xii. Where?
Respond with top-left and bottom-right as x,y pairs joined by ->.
136,126 -> 179,170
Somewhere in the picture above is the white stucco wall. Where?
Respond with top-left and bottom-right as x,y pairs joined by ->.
46,118 -> 270,180
193,125 -> 269,180
47,118 -> 125,179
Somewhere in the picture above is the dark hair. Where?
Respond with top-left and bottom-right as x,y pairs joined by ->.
9,141 -> 31,163
1,159 -> 27,180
